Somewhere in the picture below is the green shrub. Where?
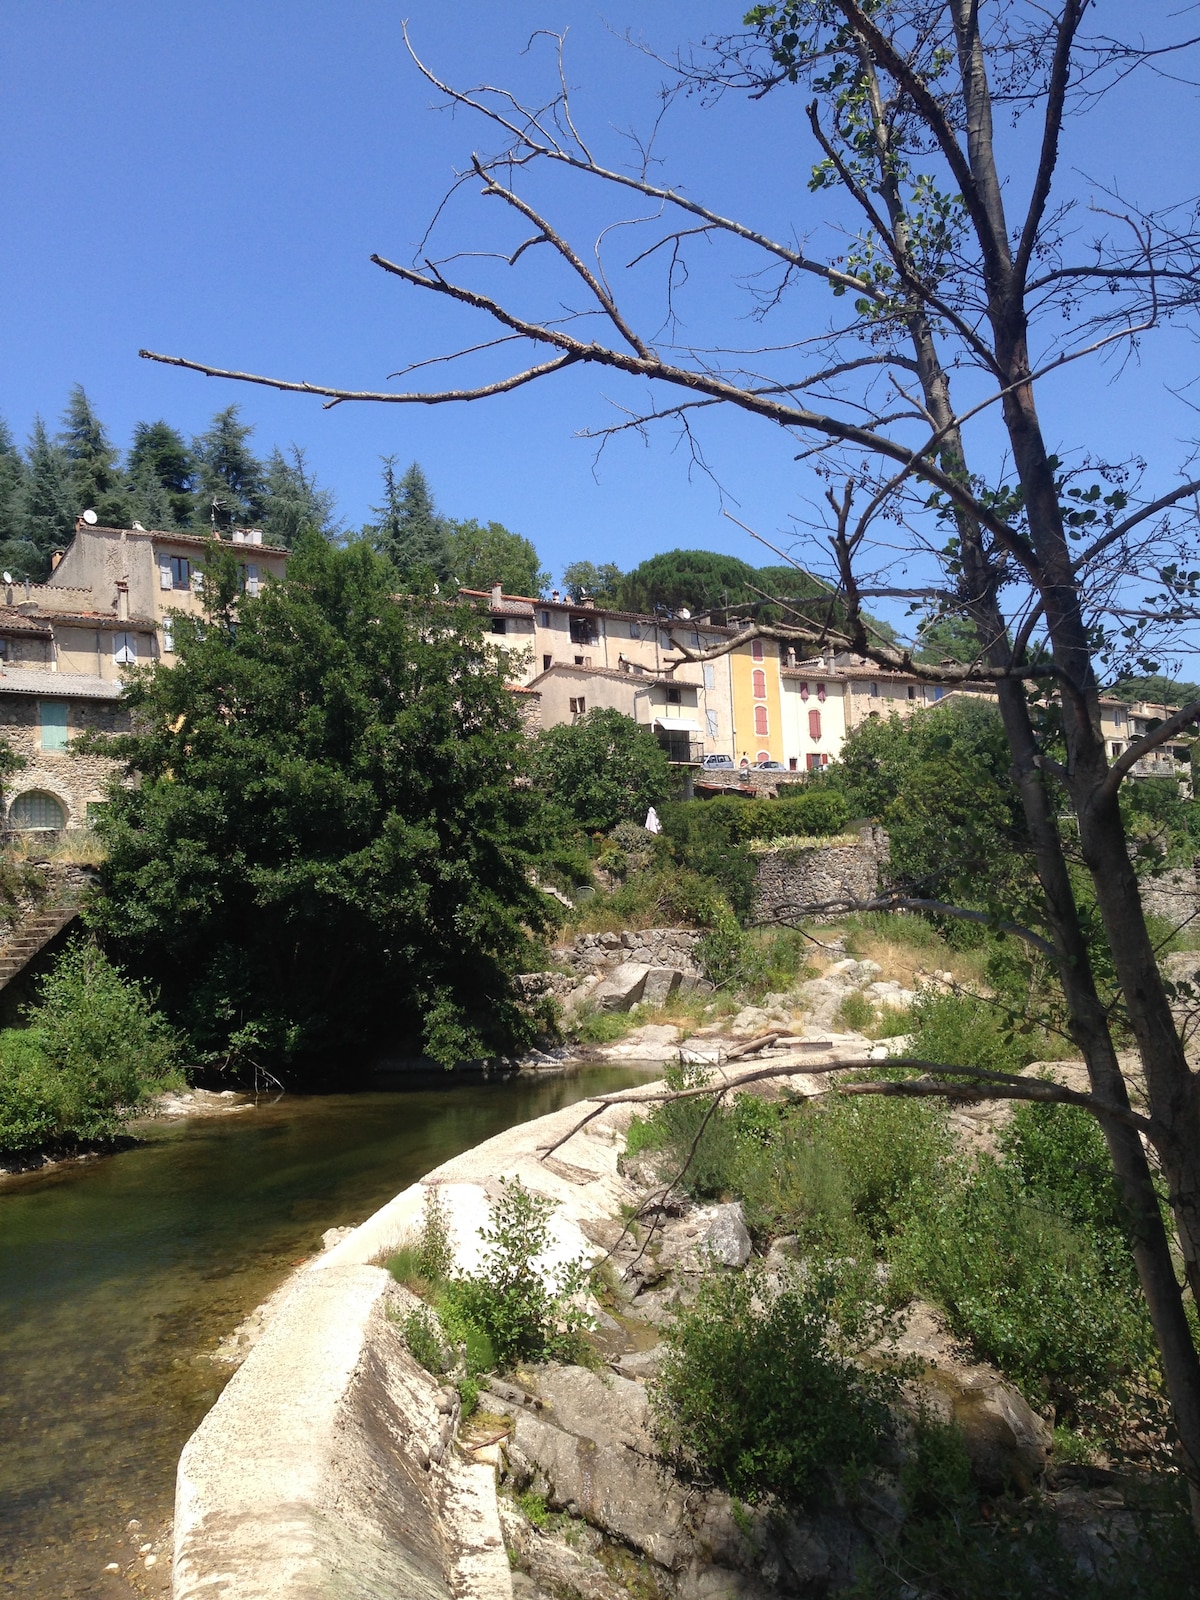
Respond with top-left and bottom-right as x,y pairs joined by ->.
835,990 -> 875,1033
414,1186 -> 455,1281
651,1264 -> 898,1504
906,988 -> 1036,1077
892,1156 -> 1154,1414
446,1177 -> 592,1369
573,1006 -> 634,1044
402,1305 -> 447,1375
0,939 -> 182,1155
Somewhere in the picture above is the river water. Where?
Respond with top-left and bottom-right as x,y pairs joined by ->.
0,1067 -> 649,1598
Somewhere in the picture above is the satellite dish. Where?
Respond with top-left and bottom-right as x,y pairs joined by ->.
82,508 -> 98,525
2,573 -> 11,585
677,608 -> 692,620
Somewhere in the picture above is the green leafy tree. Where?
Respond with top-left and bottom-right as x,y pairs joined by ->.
194,405 -> 267,530
561,559 -> 623,604
261,444 -> 340,546
446,517 -> 548,596
127,420 -> 197,529
616,549 -> 760,619
369,458 -> 450,578
913,614 -> 985,665
59,385 -> 131,527
85,535 -> 551,1069
527,707 -> 671,832
1107,675 -> 1200,707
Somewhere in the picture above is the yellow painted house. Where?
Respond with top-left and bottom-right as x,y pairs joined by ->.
730,638 -> 785,766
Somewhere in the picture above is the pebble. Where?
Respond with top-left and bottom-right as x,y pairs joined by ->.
145,1553 -> 158,1568
104,1563 -> 120,1572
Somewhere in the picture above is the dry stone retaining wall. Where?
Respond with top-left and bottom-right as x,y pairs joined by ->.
557,927 -> 704,975
754,824 -> 889,923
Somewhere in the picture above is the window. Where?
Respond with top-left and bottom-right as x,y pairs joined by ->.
113,631 -> 137,664
666,685 -> 682,705
9,790 -> 65,830
539,610 -> 551,627
569,615 -> 597,645
808,708 -> 822,740
172,556 -> 190,590
574,654 -> 585,666
754,705 -> 769,737
869,682 -> 879,697
569,696 -> 586,715
752,669 -> 767,699
799,681 -> 809,701
0,638 -> 8,660
807,752 -> 827,770
542,654 -> 552,672
39,701 -> 69,752
907,685 -> 917,700
238,563 -> 259,598
703,664 -> 715,689
1111,742 -> 1124,758
706,709 -> 719,739
491,616 -> 507,635
789,757 -> 798,771
629,621 -> 641,640
756,749 -> 770,763
817,683 -> 826,702
931,686 -> 945,702
751,640 -> 765,663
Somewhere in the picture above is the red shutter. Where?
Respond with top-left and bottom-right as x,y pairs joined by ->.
809,708 -> 822,740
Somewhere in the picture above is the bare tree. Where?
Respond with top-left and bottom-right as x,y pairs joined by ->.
141,4 -> 1200,1517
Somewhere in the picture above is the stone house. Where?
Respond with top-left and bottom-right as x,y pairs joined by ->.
0,517 -> 289,833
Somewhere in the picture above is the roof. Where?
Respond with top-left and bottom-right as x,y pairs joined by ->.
29,610 -> 157,632
0,607 -> 51,638
506,683 -> 541,695
0,669 -> 124,700
68,523 -> 288,557
457,587 -> 736,634
528,660 -> 683,688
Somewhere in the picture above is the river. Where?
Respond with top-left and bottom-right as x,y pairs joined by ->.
0,1066 -> 650,1598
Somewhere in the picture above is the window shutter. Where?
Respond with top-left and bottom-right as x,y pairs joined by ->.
809,708 -> 822,740
245,565 -> 259,598
159,558 -> 173,591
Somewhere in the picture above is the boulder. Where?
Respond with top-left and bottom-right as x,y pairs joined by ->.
589,962 -> 651,1012
891,1301 -> 1051,1493
658,1202 -> 752,1272
641,966 -> 684,1007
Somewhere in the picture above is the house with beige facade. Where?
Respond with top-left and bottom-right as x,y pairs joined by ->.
0,519 -> 288,832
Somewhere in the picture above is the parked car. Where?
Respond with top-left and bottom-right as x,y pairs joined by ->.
702,754 -> 735,768
752,760 -> 787,771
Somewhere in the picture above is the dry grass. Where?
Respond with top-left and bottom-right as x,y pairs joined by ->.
5,832 -> 107,867
819,915 -> 989,992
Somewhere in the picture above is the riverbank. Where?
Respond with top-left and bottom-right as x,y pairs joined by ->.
0,1087 -> 255,1179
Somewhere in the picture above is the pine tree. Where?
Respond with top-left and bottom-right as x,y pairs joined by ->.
60,385 -> 131,526
0,417 -> 39,581
127,420 -> 197,529
194,406 -> 267,530
261,445 -> 340,547
20,417 -> 75,573
369,459 -> 450,578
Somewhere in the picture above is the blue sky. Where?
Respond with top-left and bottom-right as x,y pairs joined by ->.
2,3 -> 1197,618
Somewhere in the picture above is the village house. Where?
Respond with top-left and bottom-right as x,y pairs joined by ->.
0,518 -> 288,832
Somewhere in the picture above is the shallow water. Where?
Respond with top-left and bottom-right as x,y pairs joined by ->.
0,1066 -> 651,1597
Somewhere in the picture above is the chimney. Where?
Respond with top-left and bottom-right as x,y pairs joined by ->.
50,549 -> 64,572
491,580 -> 503,606
116,581 -> 129,621
232,529 -> 246,544
551,590 -> 560,603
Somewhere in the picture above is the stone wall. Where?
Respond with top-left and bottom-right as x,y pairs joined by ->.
556,927 -> 704,975
753,824 -> 889,923
1139,862 -> 1200,926
0,697 -> 129,831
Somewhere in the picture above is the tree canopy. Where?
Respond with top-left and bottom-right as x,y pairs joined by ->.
86,535 -> 553,1070
446,517 -> 549,597
527,707 -> 671,833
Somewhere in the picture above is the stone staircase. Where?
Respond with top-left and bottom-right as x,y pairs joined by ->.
0,901 -> 81,989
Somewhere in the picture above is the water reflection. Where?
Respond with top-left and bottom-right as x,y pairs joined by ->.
0,1067 -> 651,1596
